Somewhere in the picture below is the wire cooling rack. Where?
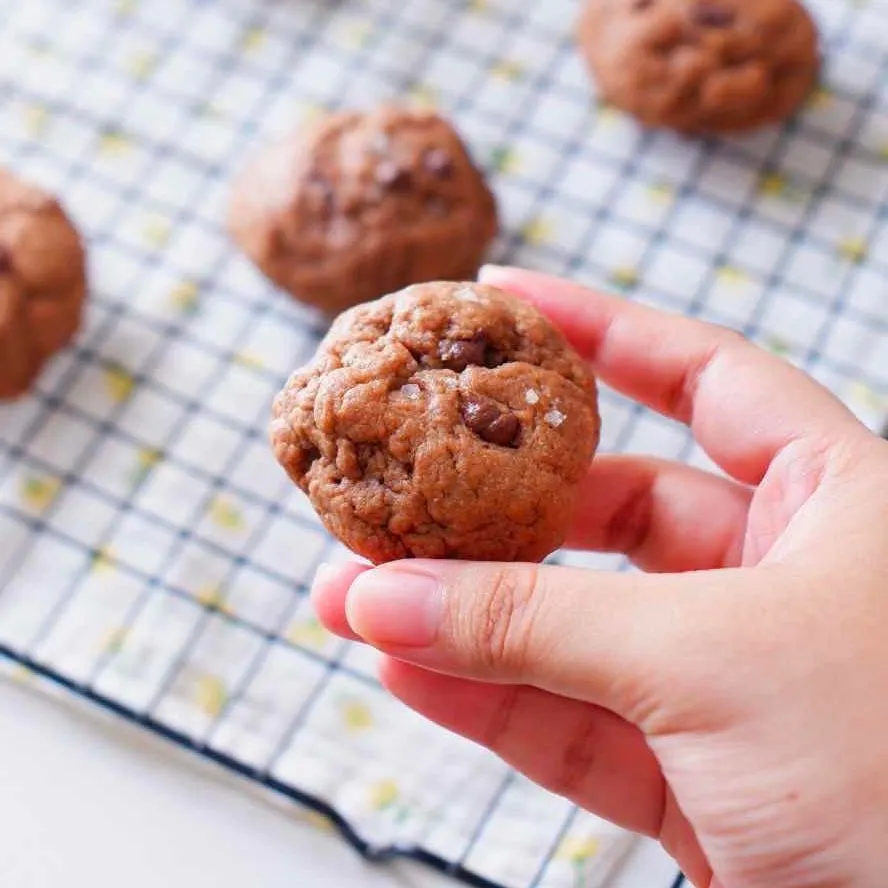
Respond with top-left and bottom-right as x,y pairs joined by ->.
1,1 -> 887,886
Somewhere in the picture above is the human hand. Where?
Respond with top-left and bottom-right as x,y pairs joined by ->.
311,266 -> 888,888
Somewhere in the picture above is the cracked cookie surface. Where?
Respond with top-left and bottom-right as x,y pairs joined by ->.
0,168 -> 87,400
229,107 -> 499,316
577,0 -> 820,134
271,282 -> 600,564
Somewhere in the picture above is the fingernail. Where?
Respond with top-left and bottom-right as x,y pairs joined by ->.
345,568 -> 443,647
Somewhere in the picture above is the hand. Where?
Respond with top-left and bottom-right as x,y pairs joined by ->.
311,266 -> 888,888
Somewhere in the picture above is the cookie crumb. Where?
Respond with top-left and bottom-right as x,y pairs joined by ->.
545,408 -> 566,428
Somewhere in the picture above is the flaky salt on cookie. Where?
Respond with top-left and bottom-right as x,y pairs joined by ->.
270,282 -> 600,564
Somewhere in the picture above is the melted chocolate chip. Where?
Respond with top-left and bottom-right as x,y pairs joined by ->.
461,395 -> 520,448
690,3 -> 735,27
422,148 -> 454,179
438,333 -> 508,371
0,246 -> 12,275
375,161 -> 412,191
439,333 -> 488,371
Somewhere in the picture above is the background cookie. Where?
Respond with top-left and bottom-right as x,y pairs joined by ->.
271,282 -> 600,564
577,0 -> 821,135
0,168 -> 87,401
229,107 -> 499,316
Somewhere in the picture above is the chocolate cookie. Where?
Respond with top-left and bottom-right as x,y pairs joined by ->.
229,107 -> 499,315
577,0 -> 820,135
0,169 -> 87,401
270,282 -> 600,564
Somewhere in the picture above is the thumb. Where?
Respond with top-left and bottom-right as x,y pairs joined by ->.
344,559 -> 751,722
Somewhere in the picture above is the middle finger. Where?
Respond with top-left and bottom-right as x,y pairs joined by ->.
567,454 -> 752,572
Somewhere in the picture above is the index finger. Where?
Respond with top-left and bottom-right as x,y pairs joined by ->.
479,265 -> 862,484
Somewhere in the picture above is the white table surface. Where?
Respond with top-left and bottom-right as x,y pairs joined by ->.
0,675 -> 679,888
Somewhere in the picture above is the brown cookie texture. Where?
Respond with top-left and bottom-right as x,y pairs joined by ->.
577,0 -> 821,135
0,169 -> 87,401
270,282 -> 601,564
228,106 -> 499,316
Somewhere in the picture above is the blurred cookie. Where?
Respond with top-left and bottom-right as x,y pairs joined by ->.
0,169 -> 87,400
577,0 -> 820,134
229,107 -> 499,315
270,281 -> 600,564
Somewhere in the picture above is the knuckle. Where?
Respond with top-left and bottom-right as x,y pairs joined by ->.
549,708 -> 601,799
466,566 -> 541,674
667,326 -> 745,422
480,686 -> 524,751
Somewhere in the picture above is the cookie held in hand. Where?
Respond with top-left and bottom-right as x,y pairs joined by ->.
229,107 -> 499,316
0,169 -> 87,401
577,0 -> 821,135
270,282 -> 600,564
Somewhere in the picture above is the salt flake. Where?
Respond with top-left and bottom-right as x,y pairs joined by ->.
545,408 -> 566,428
454,285 -> 481,302
525,389 -> 540,405
400,383 -> 421,400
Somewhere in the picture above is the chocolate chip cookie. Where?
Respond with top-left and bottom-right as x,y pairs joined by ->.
0,169 -> 87,401
270,282 -> 600,564
229,107 -> 499,315
577,0 -> 821,135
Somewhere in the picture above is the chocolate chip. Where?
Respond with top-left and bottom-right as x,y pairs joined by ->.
484,348 -> 506,369
425,197 -> 450,218
461,395 -> 520,448
439,333 -> 488,371
690,3 -> 735,27
307,173 -> 335,218
375,161 -> 412,191
422,148 -> 454,179
438,333 -> 508,371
